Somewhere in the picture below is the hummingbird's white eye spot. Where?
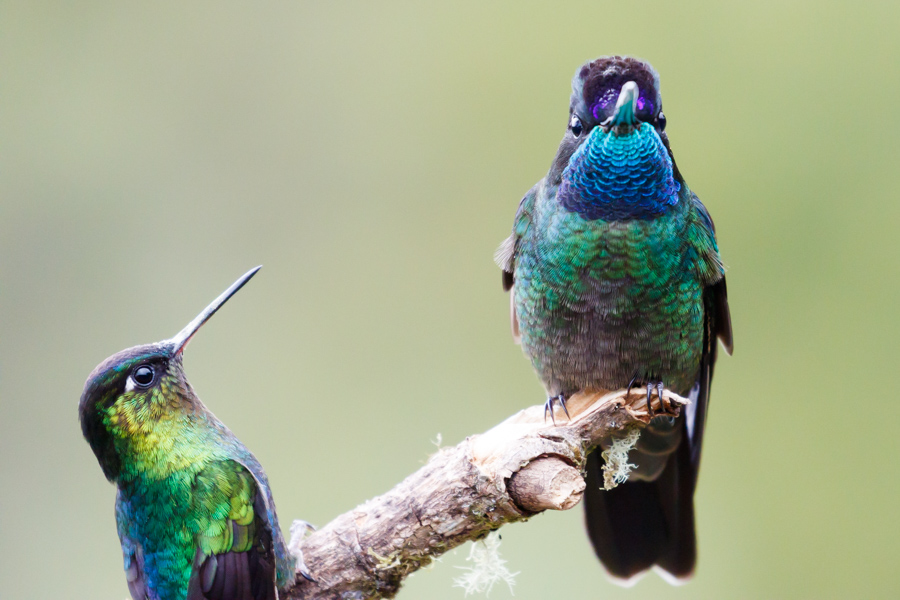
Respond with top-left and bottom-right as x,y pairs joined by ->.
127,365 -> 156,391
570,115 -> 584,137
657,112 -> 667,131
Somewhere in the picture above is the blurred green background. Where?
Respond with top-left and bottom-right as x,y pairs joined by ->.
2,1 -> 899,598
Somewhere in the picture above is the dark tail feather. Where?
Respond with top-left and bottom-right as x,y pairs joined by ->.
583,422 -> 697,585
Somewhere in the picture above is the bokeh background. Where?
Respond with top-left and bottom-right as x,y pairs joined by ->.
3,2 -> 899,598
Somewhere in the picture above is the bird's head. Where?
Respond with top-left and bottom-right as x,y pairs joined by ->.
570,55 -> 665,135
551,56 -> 681,220
78,267 -> 261,482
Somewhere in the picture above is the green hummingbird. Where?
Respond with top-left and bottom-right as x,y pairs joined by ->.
497,56 -> 733,583
79,267 -> 309,600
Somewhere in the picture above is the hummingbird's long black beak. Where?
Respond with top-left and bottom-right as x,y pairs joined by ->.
608,81 -> 639,129
169,266 -> 262,355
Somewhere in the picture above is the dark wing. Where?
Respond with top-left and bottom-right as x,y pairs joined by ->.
186,461 -> 278,600
685,193 -> 733,473
685,276 -> 732,474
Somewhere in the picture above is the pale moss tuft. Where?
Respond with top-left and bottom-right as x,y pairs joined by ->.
453,531 -> 518,597
601,428 -> 640,490
367,547 -> 402,571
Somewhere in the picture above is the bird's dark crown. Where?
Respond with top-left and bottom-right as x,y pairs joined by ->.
82,344 -> 171,402
571,56 -> 662,126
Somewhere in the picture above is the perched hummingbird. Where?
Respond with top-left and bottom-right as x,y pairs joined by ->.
79,267 -> 308,600
497,56 -> 733,583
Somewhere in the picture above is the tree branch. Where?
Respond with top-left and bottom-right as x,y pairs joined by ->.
283,388 -> 688,600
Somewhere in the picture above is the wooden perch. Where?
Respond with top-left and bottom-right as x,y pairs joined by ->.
284,388 -> 688,600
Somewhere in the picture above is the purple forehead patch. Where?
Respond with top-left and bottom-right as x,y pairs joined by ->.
591,88 -> 619,119
591,87 -> 656,119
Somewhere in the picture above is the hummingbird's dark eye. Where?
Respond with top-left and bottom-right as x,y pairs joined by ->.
657,112 -> 667,131
132,365 -> 155,387
570,115 -> 584,137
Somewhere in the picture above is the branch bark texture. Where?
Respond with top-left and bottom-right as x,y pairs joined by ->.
284,389 -> 687,600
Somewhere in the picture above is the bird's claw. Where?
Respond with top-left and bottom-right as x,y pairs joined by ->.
644,380 -> 668,417
543,394 -> 570,425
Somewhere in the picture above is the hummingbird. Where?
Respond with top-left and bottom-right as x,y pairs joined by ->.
496,56 -> 733,583
79,267 -> 309,600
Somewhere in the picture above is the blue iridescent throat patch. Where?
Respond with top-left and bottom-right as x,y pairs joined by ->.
559,122 -> 680,221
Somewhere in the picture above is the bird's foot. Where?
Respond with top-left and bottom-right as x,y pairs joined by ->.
644,381 -> 668,417
543,394 -> 570,425
289,520 -> 318,582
